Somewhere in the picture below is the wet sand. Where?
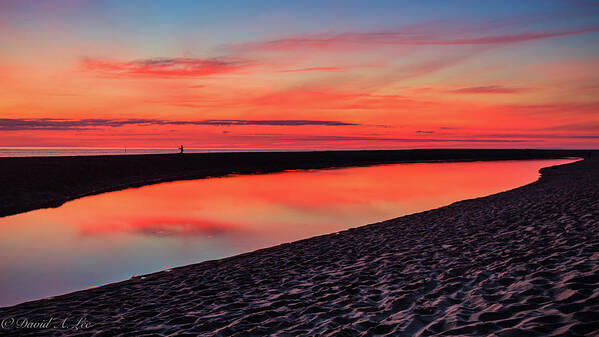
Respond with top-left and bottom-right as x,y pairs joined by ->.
0,149 -> 590,218
1,157 -> 598,336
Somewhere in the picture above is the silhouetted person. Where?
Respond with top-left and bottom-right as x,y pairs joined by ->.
179,145 -> 184,154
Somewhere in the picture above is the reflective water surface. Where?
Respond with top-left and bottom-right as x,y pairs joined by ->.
0,159 -> 575,306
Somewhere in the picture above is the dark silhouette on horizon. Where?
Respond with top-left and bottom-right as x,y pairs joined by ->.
179,145 -> 184,154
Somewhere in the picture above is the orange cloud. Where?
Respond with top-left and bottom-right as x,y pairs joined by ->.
449,85 -> 526,94
277,66 -> 347,72
250,88 -> 421,111
493,102 -> 599,115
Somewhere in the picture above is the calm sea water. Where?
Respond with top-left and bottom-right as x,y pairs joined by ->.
0,159 -> 576,306
0,147 -> 317,157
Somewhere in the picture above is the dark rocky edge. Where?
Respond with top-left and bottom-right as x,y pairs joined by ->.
0,156 -> 598,336
0,149 -> 593,218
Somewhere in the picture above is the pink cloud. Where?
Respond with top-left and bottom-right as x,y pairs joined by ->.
541,121 -> 599,131
250,88 -> 419,110
495,102 -> 599,115
238,25 -> 599,51
81,57 -> 250,78
277,66 -> 346,73
449,85 -> 526,94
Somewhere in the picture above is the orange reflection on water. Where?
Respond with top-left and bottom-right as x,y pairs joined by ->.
0,159 -> 576,306
73,159 -> 574,240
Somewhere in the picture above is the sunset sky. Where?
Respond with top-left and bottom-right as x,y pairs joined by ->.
1,0 -> 598,149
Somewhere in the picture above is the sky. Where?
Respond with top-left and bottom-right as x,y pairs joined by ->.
1,0 -> 598,149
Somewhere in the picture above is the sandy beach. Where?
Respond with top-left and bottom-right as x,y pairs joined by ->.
0,156 -> 597,336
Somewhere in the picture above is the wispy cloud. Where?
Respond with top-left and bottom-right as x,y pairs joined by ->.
0,118 -> 360,131
449,85 -> 525,94
251,135 -> 526,143
540,121 -> 599,131
81,57 -> 251,78
250,88 -> 419,110
569,0 -> 599,6
277,66 -> 347,73
238,25 -> 599,51
468,132 -> 599,139
495,102 -> 599,115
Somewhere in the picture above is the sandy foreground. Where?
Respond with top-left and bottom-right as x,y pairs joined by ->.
1,158 -> 598,336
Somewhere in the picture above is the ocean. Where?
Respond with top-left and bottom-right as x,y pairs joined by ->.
0,147 -> 318,157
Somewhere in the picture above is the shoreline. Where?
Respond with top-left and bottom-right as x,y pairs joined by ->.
0,157 -> 597,335
0,149 -> 593,218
